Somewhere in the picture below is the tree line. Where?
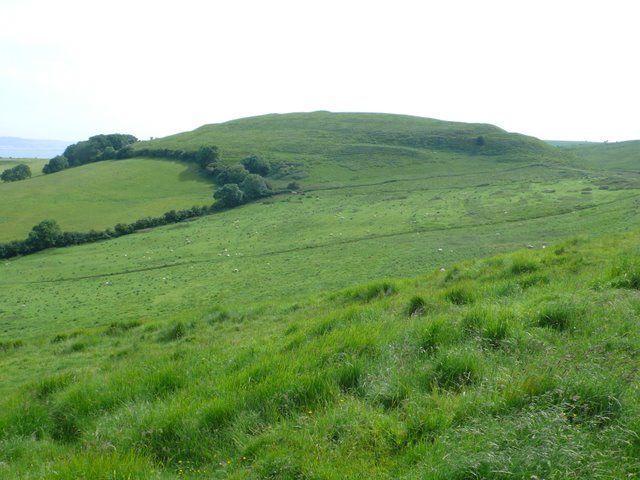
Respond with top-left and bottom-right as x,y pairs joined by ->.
42,134 -> 138,174
2,136 -> 299,258
0,206 -> 210,259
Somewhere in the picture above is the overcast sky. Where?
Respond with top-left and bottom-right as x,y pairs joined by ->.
1,0 -> 638,142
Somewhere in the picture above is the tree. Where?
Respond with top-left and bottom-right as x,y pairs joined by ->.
42,155 -> 69,174
196,146 -> 220,168
101,146 -> 117,160
241,155 -> 270,176
1,164 -> 31,182
240,174 -> 272,200
114,223 -> 134,236
475,135 -> 485,146
214,164 -> 249,185
26,220 -> 61,251
213,184 -> 244,208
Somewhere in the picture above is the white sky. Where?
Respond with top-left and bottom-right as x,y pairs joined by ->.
1,0 -> 638,142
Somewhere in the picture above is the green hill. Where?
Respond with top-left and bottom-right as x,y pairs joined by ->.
560,140 -> 640,171
137,111 -> 562,185
2,112 -> 640,478
1,112 -> 567,243
0,158 -> 213,242
1,231 -> 640,478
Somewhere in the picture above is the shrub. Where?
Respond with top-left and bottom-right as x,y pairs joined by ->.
195,146 -> 219,168
213,183 -> 245,208
26,219 -> 61,251
214,164 -> 249,185
42,155 -> 69,174
1,163 -> 31,182
241,154 -> 270,176
240,173 -> 272,200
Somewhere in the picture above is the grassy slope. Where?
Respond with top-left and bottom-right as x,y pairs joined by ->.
1,112 -> 640,477
1,113 -> 640,338
0,158 -> 213,242
1,232 -> 640,478
137,111 -> 562,186
561,140 -> 640,171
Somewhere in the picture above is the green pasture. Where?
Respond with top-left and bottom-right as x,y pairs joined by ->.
0,158 -> 213,242
1,112 -> 640,478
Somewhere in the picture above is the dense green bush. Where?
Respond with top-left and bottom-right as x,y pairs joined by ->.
241,154 -> 270,176
212,164 -> 249,185
213,184 -> 245,208
42,155 -> 69,174
43,134 -> 138,174
1,163 -> 31,182
240,173 -> 272,200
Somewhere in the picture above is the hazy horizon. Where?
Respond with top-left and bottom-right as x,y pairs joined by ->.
2,0 -> 639,142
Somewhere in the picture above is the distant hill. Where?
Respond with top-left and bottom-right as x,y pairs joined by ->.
0,136 -> 70,159
558,140 -> 640,171
134,111 -> 562,186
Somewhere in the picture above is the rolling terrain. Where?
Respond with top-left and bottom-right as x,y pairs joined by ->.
2,231 -> 640,478
1,112 -> 640,478
560,140 -> 640,172
0,158 -> 213,242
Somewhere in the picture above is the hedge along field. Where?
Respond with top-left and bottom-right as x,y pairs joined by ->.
0,158 -> 213,242
1,231 -> 640,478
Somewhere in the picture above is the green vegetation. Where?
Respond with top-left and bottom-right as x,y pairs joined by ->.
42,134 -> 138,174
0,158 -> 214,242
1,232 -> 640,478
1,164 -> 31,182
559,139 -> 640,171
0,159 -> 47,178
1,112 -> 640,477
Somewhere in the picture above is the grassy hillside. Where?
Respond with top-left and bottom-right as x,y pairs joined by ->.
2,112 -> 640,477
1,113 -> 639,337
137,112 -> 563,186
0,158 -> 213,242
1,231 -> 640,478
561,140 -> 640,171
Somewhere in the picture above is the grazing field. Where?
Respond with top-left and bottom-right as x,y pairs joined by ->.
0,158 -> 213,242
1,112 -> 640,478
1,231 -> 640,478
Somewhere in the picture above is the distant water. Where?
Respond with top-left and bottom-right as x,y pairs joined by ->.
0,137 -> 71,159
